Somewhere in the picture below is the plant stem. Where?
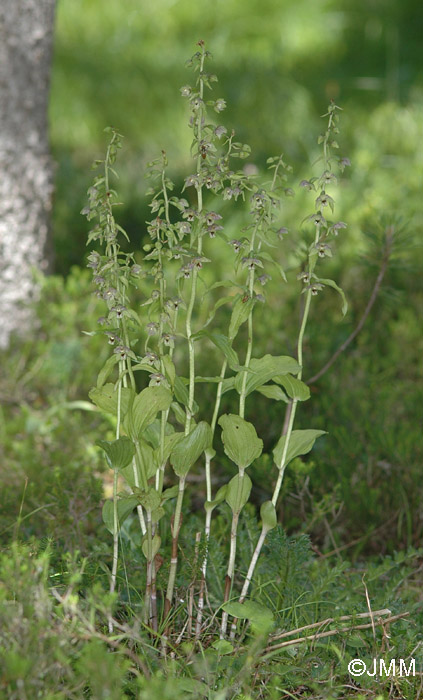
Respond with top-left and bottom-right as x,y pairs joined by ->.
108,367 -> 123,632
236,249 -> 316,606
164,476 -> 185,627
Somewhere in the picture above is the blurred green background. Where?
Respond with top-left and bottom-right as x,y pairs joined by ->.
2,0 -> 423,558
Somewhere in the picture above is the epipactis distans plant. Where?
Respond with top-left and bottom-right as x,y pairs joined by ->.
83,40 -> 350,645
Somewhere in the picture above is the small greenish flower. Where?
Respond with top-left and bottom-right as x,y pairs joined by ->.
162,333 -> 175,348
178,221 -> 191,235
214,98 -> 226,112
144,352 -> 159,365
207,224 -> 223,237
320,170 -> 337,185
182,207 -> 197,221
258,274 -> 271,286
87,252 -> 101,270
300,179 -> 315,191
214,125 -> 227,139
190,96 -> 204,110
147,322 -> 159,336
105,331 -> 121,345
297,271 -> 311,284
229,239 -> 242,252
179,263 -> 193,279
180,85 -> 192,97
149,372 -> 166,387
315,191 -> 334,211
329,221 -> 347,235
192,256 -> 210,269
316,242 -> 332,258
111,304 -> 126,319
308,212 -> 327,227
102,287 -> 117,301
308,283 -> 324,296
205,211 -> 222,226
276,227 -> 288,239
251,191 -> 266,210
242,257 -> 262,270
113,345 -> 130,360
184,174 -> 199,189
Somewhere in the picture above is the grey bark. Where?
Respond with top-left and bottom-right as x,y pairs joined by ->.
0,0 -> 56,348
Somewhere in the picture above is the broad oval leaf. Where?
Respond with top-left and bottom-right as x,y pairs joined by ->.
317,277 -> 348,316
222,600 -> 274,625
89,383 -> 134,417
162,354 -> 176,388
274,374 -> 310,401
97,436 -> 135,470
125,386 -> 172,439
195,330 -> 241,371
102,495 -> 138,534
205,484 -> 228,513
256,384 -> 289,402
155,432 -> 185,466
225,473 -> 252,513
234,355 -> 301,396
260,500 -> 277,532
211,639 -> 234,655
218,414 -> 263,469
141,532 -> 161,560
136,487 -> 161,512
170,421 -> 212,478
223,599 -> 274,634
228,295 -> 255,341
96,354 -> 120,389
137,438 -> 158,480
174,376 -> 199,414
273,429 -> 327,469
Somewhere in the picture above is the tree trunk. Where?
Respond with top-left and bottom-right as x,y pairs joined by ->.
0,0 -> 56,348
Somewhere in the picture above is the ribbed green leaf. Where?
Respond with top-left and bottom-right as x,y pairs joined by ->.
170,421 -> 212,478
225,473 -> 252,513
317,277 -> 348,316
256,384 -> 289,402
136,487 -> 161,512
137,438 -> 158,480
96,354 -> 120,389
162,354 -> 176,388
125,386 -> 172,439
142,533 -> 161,560
205,484 -> 227,513
222,599 -> 274,633
275,374 -> 310,401
89,383 -> 134,417
273,429 -> 327,469
195,331 -> 241,371
234,355 -> 301,396
155,432 -> 184,466
174,376 -> 199,414
260,500 -> 277,532
228,295 -> 255,341
219,414 -> 263,469
97,436 -> 135,470
102,495 -> 138,534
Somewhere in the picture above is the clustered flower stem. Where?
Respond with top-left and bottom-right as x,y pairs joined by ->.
233,106 -> 344,619
85,44 -> 350,648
